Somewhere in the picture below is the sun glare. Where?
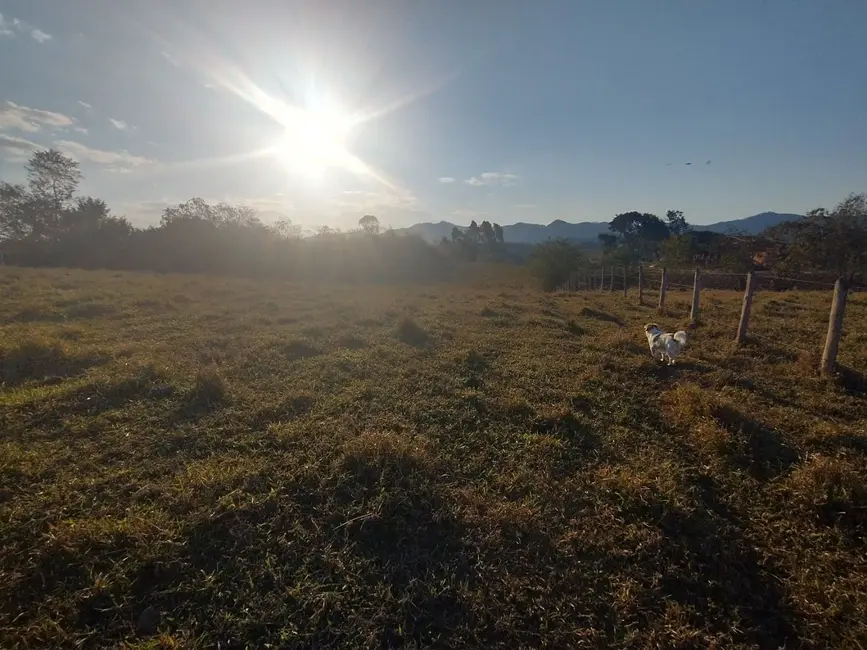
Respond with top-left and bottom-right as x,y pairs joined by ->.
194,61 -> 398,185
272,103 -> 365,180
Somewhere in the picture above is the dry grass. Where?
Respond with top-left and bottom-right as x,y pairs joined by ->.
1,266 -> 866,649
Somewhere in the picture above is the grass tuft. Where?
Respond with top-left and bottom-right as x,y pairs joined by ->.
186,366 -> 229,410
395,315 -> 430,347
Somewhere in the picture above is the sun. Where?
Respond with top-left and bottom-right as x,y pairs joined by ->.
271,103 -> 365,180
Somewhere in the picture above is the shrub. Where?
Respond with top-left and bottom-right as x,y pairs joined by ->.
527,238 -> 584,291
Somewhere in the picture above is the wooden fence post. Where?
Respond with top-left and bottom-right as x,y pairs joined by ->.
609,267 -> 614,292
638,265 -> 644,304
658,267 -> 667,312
600,266 -> 605,292
622,265 -> 627,298
821,277 -> 848,376
735,271 -> 755,346
690,268 -> 701,323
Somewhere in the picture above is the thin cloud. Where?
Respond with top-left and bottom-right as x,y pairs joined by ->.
0,14 -> 51,42
0,133 -> 41,163
161,50 -> 180,66
109,118 -> 130,131
438,177 -> 456,184
0,133 -> 41,152
465,172 -> 519,187
78,101 -> 93,111
30,29 -> 51,43
334,188 -> 421,212
54,140 -> 155,172
0,101 -> 76,133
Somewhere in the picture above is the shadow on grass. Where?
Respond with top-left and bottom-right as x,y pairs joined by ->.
172,368 -> 230,421
812,433 -> 867,456
280,339 -> 322,360
622,340 -> 649,356
396,316 -> 431,348
711,404 -> 800,480
0,340 -> 109,388
0,366 -> 177,442
70,368 -> 176,413
835,365 -> 867,397
579,307 -> 625,327
251,393 -> 316,428
641,359 -> 713,379
171,440 -> 477,648
565,319 -> 586,336
618,474 -> 802,647
462,349 -> 489,389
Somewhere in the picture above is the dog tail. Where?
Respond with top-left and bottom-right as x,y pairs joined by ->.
674,331 -> 688,346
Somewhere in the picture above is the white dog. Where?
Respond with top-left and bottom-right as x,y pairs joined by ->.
644,323 -> 688,365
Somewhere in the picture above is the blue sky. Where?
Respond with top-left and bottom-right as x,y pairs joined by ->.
1,0 -> 866,231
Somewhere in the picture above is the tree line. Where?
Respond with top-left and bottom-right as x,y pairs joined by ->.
2,150 -> 864,288
530,199 -> 867,290
0,150 -> 457,283
439,220 -> 506,262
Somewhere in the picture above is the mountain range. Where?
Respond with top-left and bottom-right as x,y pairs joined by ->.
395,212 -> 802,244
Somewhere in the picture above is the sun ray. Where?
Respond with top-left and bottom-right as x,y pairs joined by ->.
121,6 -> 452,194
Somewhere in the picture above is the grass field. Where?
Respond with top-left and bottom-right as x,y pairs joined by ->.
1,266 -> 866,649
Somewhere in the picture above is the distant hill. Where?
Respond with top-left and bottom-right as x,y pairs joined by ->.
395,212 -> 803,244
690,212 -> 803,235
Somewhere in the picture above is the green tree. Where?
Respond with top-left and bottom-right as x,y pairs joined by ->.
766,193 -> 867,279
607,211 -> 670,262
659,233 -> 695,265
665,209 -> 690,236
598,233 -> 618,251
25,149 -> 81,240
0,150 -> 82,242
160,197 -> 216,226
270,218 -> 301,240
479,220 -> 496,245
359,214 -> 380,235
0,181 -> 34,241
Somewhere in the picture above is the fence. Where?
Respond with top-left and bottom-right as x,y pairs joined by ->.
555,264 -> 862,376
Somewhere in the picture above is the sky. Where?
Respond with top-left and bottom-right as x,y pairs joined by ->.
1,0 -> 866,232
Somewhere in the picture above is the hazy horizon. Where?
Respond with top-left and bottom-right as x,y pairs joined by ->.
1,0 -> 865,231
